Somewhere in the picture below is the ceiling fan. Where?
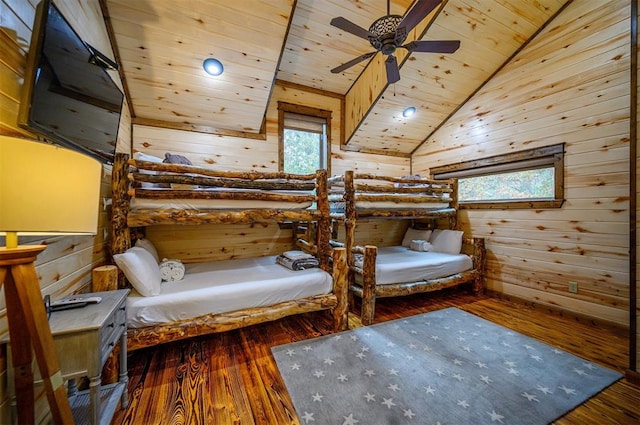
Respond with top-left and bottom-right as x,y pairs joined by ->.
330,0 -> 460,84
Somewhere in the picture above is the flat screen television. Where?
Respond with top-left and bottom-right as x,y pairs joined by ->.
18,0 -> 124,164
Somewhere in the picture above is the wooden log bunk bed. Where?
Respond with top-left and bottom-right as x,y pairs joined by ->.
110,153 -> 348,351
329,170 -> 486,325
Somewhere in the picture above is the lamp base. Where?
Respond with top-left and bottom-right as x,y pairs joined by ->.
0,245 -> 75,424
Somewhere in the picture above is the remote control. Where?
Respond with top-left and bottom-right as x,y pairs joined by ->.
51,296 -> 102,306
50,296 -> 102,311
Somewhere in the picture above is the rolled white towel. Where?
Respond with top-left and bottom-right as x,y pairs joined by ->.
410,240 -> 432,252
170,265 -> 184,281
159,259 -> 185,282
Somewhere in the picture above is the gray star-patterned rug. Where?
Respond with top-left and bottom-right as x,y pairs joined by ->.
271,307 -> 622,425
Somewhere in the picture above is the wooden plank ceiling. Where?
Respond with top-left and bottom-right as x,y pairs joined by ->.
105,0 -> 569,155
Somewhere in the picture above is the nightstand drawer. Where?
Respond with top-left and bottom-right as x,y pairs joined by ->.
99,299 -> 126,366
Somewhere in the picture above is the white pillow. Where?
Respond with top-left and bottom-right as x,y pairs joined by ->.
135,238 -> 159,263
133,151 -> 163,163
430,229 -> 464,254
113,247 -> 162,296
133,151 -> 169,188
402,228 -> 432,247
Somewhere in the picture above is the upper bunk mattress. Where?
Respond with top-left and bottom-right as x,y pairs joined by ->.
127,255 -> 332,328
354,201 -> 450,210
355,246 -> 473,285
130,188 -> 313,210
330,201 -> 451,215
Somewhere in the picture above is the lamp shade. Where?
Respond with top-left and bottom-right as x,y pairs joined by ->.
0,136 -> 101,236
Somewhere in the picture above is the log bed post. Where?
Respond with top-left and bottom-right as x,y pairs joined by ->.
449,178 -> 459,230
316,169 -> 331,270
472,237 -> 486,294
110,153 -> 131,289
331,247 -> 348,331
360,245 -> 377,326
344,171 -> 357,310
344,170 -> 356,267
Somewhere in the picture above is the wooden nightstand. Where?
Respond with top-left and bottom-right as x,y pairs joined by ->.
5,289 -> 130,425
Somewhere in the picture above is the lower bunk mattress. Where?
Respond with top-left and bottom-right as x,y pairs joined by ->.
354,246 -> 473,285
126,255 -> 333,329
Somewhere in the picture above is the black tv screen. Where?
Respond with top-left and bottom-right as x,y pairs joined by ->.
19,0 -> 124,164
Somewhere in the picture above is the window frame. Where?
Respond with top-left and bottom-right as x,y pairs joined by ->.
278,101 -> 331,175
430,144 -> 565,210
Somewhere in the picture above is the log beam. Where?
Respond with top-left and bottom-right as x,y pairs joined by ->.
127,294 -> 339,351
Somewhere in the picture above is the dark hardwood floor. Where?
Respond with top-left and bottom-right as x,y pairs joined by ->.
112,288 -> 640,424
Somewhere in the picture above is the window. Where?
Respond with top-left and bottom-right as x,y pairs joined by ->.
278,102 -> 331,175
430,144 -> 564,209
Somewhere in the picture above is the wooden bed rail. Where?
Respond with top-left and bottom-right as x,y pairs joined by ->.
111,154 -> 330,225
343,171 -> 458,209
130,159 -> 320,180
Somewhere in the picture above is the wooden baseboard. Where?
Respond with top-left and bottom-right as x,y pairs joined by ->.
485,290 -> 628,337
626,369 -> 640,386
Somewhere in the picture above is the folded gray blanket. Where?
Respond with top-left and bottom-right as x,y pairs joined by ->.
276,255 -> 320,270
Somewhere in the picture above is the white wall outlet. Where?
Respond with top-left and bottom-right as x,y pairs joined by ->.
568,281 -> 578,293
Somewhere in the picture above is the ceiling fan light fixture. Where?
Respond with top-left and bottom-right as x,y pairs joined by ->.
402,106 -> 416,118
203,58 -> 224,76
368,15 -> 405,52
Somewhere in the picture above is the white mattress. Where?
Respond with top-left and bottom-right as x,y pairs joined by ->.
355,192 -> 450,210
131,187 -> 313,210
126,255 -> 333,328
355,246 -> 473,285
130,197 -> 312,210
355,201 -> 450,209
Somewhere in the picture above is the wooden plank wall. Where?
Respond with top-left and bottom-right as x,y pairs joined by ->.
413,0 -> 630,328
630,1 -> 640,380
0,0 -> 130,422
134,83 -> 410,262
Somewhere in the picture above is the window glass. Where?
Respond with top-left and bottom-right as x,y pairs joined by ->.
278,102 -> 331,175
283,128 -> 324,174
430,144 -> 564,209
459,167 -> 555,201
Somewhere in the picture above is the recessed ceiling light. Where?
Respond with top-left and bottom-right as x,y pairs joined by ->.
402,106 -> 416,118
203,58 -> 224,76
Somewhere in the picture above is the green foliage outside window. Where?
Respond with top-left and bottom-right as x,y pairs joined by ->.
283,129 -> 322,174
459,167 -> 554,201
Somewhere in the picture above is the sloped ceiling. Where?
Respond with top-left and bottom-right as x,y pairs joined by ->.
106,0 -> 569,155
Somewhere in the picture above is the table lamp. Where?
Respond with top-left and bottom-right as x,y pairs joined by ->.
0,135 -> 102,424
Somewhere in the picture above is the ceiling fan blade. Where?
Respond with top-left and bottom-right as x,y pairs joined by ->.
385,55 -> 400,84
330,17 -> 375,40
402,40 -> 460,53
331,51 -> 377,74
398,0 -> 442,33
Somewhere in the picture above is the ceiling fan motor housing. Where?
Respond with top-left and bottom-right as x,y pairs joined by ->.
368,15 -> 407,55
